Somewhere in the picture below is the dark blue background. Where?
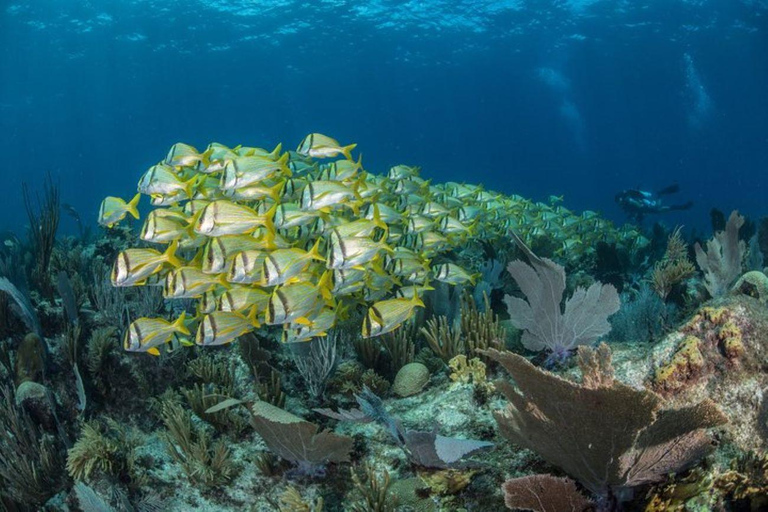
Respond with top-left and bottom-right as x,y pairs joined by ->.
1,0 -> 766,236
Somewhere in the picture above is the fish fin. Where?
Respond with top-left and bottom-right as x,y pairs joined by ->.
172,311 -> 191,336
200,147 -> 214,167
147,347 -> 161,356
307,238 -> 325,262
411,293 -> 425,309
269,142 -> 283,161
178,337 -> 195,347
341,143 -> 357,160
162,241 -> 183,268
371,203 -> 388,233
317,270 -> 334,302
276,152 -> 292,177
295,317 -> 312,326
268,181 -> 285,202
127,193 -> 141,220
246,305 -> 260,328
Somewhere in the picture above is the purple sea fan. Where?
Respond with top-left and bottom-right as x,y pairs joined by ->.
504,233 -> 620,364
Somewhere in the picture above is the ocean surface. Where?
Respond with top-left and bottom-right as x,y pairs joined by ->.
2,0 -> 767,235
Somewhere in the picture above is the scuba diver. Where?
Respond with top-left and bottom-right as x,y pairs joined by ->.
615,184 -> 693,223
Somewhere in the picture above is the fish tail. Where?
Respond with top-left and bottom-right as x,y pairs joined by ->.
341,143 -> 357,160
183,174 -> 200,199
411,292 -> 425,309
246,304 -> 260,327
200,147 -> 214,166
127,193 -> 141,220
172,311 -> 191,336
162,240 -> 183,268
307,237 -> 326,262
268,181 -> 285,202
317,270 -> 334,302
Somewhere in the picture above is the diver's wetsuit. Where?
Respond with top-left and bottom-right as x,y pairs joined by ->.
615,184 -> 693,222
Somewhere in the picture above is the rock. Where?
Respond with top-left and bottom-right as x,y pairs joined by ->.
15,380 -> 55,429
15,332 -> 46,386
392,363 -> 430,397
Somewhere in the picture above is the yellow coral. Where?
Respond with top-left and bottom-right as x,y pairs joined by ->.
701,307 -> 729,325
448,355 -> 486,384
654,336 -> 705,391
419,469 -> 476,495
717,320 -> 744,359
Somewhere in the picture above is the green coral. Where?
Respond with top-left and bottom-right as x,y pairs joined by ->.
66,418 -> 146,488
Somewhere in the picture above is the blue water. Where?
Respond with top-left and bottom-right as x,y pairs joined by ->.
2,0 -> 767,235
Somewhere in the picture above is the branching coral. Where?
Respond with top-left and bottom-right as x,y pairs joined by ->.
460,292 -> 504,359
420,316 -> 464,363
160,401 -> 239,488
349,464 -> 397,512
651,226 -> 696,300
66,418 -> 146,488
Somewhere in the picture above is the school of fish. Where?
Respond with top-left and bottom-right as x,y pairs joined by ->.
99,134 -> 645,355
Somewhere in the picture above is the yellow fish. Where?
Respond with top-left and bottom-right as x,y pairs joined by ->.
228,250 -> 267,284
124,312 -> 190,356
98,193 -> 140,228
297,133 -> 357,160
217,285 -> 270,313
138,164 -> 198,198
219,153 -> 290,191
195,200 -> 276,237
265,272 -> 333,326
262,239 -> 325,286
362,294 -> 424,338
195,307 -> 260,346
111,241 -> 182,287
281,307 -> 336,343
164,266 -> 229,299
165,142 -> 212,168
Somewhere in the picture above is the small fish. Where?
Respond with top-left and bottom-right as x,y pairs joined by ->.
165,143 -> 212,168
332,268 -> 368,295
300,180 -> 361,213
195,200 -> 276,237
362,294 -> 425,338
281,307 -> 336,343
164,266 -> 229,299
98,193 -> 141,227
138,164 -> 198,198
297,133 -> 357,160
223,180 -> 284,202
140,209 -> 192,243
195,307 -> 260,346
228,249 -> 268,284
327,229 -> 392,270
274,202 -> 324,230
387,164 -> 420,180
262,238 -> 325,286
124,312 -> 190,356
220,153 -> 291,191
112,241 -> 182,287
265,272 -> 333,326
217,285 -> 270,313
433,263 -> 475,285
318,155 -> 363,181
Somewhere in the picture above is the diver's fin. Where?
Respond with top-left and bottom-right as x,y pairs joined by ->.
657,183 -> 680,196
669,201 -> 694,211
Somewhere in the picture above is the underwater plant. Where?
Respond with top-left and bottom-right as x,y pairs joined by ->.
481,344 -> 727,508
0,385 -> 66,506
695,210 -> 745,298
504,234 -> 619,366
160,401 -> 239,488
22,173 -> 60,299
